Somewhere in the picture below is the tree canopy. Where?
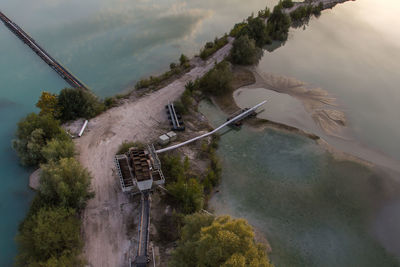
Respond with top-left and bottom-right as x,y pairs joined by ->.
231,35 -> 262,65
39,157 -> 93,211
199,61 -> 233,96
15,207 -> 83,267
267,5 -> 292,41
167,178 -> 204,214
36,91 -> 61,118
41,137 -> 75,163
169,213 -> 273,267
57,88 -> 104,121
12,113 -> 62,166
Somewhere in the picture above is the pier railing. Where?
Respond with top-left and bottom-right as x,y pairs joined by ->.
0,11 -> 87,89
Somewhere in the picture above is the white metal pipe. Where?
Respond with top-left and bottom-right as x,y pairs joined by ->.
78,120 -> 88,137
156,100 -> 266,153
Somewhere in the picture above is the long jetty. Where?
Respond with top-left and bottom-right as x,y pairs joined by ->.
0,11 -> 87,89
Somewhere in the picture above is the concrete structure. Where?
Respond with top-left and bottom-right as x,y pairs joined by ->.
158,134 -> 169,146
166,131 -> 177,141
115,144 -> 164,193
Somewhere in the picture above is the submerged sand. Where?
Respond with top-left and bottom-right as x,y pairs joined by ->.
235,69 -> 400,173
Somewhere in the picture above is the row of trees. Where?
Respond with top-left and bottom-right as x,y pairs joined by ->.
36,88 -> 104,122
13,91 -> 93,266
228,2 -> 292,65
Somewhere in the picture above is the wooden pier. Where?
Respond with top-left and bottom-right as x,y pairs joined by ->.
0,11 -> 87,89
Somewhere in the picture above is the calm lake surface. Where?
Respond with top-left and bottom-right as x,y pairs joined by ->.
206,0 -> 400,266
0,0 -> 274,265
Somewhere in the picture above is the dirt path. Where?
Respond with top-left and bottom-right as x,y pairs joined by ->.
75,39 -> 232,267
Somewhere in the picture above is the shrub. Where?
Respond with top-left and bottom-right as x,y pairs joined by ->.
160,154 -> 185,183
258,7 -> 271,18
104,97 -> 117,108
282,0 -> 294,8
41,137 -> 75,163
230,22 -> 248,37
167,178 -> 204,214
179,54 -> 189,66
117,141 -> 144,155
267,4 -> 291,41
39,158 -> 93,211
36,91 -> 61,118
169,214 -> 273,267
231,35 -> 262,65
15,207 -> 83,267
200,36 -> 228,60
58,88 -> 104,121
199,61 -> 233,96
238,16 -> 271,47
13,113 -> 63,166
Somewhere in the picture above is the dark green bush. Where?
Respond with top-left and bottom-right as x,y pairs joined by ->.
200,36 -> 228,60
231,35 -> 262,65
117,141 -> 144,155
267,4 -> 292,41
12,113 -> 63,166
15,207 -> 83,267
199,61 -> 233,96
282,0 -> 294,8
39,158 -> 93,211
58,88 -> 104,121
238,16 -> 271,47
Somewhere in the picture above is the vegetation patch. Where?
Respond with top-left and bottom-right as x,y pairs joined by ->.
199,61 -> 233,96
169,213 -> 273,267
117,141 -> 145,155
13,93 -> 94,266
199,36 -> 229,60
135,54 -> 191,91
231,35 -> 262,65
290,3 -> 324,26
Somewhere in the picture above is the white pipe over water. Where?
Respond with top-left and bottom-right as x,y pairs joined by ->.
156,100 -> 267,153
78,120 -> 88,137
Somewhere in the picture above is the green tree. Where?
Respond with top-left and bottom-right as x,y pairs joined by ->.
238,16 -> 270,47
231,35 -> 262,65
15,207 -> 83,267
39,158 -> 93,211
13,113 -> 62,166
180,54 -> 189,66
267,4 -> 291,41
41,137 -> 75,163
36,91 -> 61,118
160,154 -> 186,182
199,61 -> 233,96
169,214 -> 273,267
167,178 -> 204,214
58,88 -> 104,121
282,0 -> 294,8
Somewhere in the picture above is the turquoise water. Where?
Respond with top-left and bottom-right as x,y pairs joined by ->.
0,0 -> 275,265
201,101 -> 400,266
